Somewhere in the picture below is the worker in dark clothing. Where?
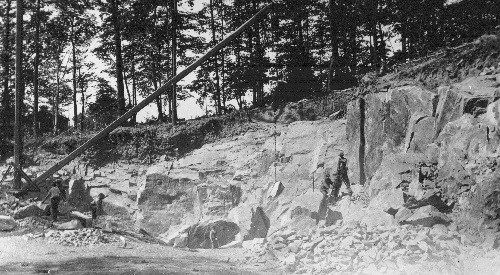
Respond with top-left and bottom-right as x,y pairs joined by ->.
97,193 -> 107,216
209,226 -> 219,249
91,193 -> 108,228
41,181 -> 64,222
336,152 -> 353,196
320,169 -> 334,199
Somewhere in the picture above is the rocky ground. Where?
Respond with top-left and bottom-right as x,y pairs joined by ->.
0,233 -> 275,275
244,203 -> 500,275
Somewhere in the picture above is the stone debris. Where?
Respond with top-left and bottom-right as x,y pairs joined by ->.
24,228 -> 116,247
16,216 -> 52,230
54,219 -> 83,230
242,222 -> 496,274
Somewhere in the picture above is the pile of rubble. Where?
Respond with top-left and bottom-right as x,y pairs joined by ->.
17,216 -> 52,230
24,228 -> 116,247
0,199 -> 38,216
243,222 -> 500,275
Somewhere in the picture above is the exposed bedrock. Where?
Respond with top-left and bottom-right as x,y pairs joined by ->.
347,75 -> 500,232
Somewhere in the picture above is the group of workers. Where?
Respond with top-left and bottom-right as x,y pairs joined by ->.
41,180 -> 106,226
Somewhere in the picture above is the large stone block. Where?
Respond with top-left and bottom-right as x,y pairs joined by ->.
13,204 -> 45,219
0,215 -> 17,231
185,220 -> 240,249
67,178 -> 92,212
404,205 -> 451,227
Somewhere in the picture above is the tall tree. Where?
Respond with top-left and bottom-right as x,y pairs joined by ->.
1,0 -> 13,133
171,0 -> 178,123
32,0 -> 40,137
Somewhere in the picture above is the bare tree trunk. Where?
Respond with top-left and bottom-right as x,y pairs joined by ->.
33,0 -> 40,137
2,0 -> 13,131
123,70 -> 131,106
71,22 -> 78,129
328,0 -> 339,92
210,0 -> 221,115
220,5 -> 226,112
78,67 -> 85,131
171,0 -> 178,123
54,62 -> 60,134
111,0 -> 125,116
153,80 -> 162,120
131,50 -> 137,124
13,0 -> 23,189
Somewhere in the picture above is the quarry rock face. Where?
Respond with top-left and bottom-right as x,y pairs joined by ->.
135,164 -> 197,235
144,119 -> 349,239
346,74 -> 500,233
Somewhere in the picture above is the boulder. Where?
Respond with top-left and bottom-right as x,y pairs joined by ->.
228,205 -> 269,241
361,209 -> 396,228
185,220 -> 240,249
67,179 -> 92,212
0,215 -> 17,231
13,204 -> 45,219
403,193 -> 452,213
70,211 -> 92,228
173,233 -> 188,248
404,205 -> 451,227
368,188 -> 405,213
395,207 -> 413,224
54,219 -> 83,230
267,181 -> 284,198
160,224 -> 191,246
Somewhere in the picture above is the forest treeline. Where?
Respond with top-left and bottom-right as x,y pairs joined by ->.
0,0 -> 499,137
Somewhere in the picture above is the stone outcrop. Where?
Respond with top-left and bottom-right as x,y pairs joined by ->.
343,70 -> 500,234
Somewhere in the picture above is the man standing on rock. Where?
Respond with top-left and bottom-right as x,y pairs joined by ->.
41,181 -> 64,222
336,152 -> 353,196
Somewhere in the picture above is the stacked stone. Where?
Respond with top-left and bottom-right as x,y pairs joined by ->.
25,229 -> 116,247
47,229 -> 114,246
17,216 -> 52,230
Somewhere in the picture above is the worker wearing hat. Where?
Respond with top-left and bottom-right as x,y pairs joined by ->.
336,152 -> 353,196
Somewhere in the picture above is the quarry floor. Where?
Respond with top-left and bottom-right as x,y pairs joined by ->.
0,235 -> 280,275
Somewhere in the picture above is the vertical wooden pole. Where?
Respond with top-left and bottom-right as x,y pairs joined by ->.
171,0 -> 177,124
13,0 -> 24,189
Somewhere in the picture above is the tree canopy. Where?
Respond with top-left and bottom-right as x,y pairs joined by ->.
0,0 -> 498,137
